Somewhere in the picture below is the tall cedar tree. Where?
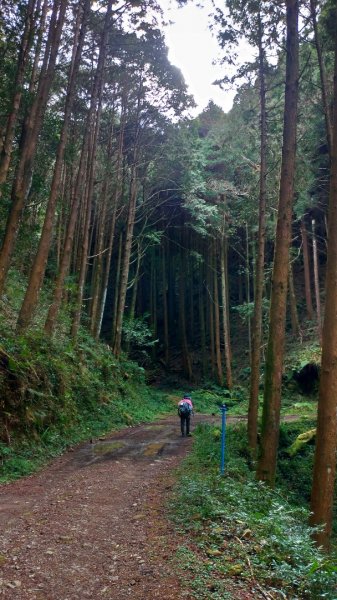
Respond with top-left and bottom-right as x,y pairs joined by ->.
257,0 -> 299,485
310,5 -> 337,549
248,10 -> 267,454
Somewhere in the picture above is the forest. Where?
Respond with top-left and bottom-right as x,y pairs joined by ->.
1,0 -> 337,594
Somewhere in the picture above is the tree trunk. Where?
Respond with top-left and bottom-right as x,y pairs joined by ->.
44,0 -> 113,335
179,245 -> 192,380
288,259 -> 300,337
112,167 -> 138,356
309,0 -> 333,157
0,0 -> 37,189
199,264 -> 207,377
162,241 -> 169,366
28,0 -> 49,96
312,218 -> 322,343
208,246 -> 216,377
151,250 -> 157,360
245,222 -> 252,360
112,231 -> 123,344
71,102 -> 102,340
220,204 -> 233,389
89,128 -> 113,330
93,110 -> 125,339
0,0 -> 68,295
213,244 -> 223,386
17,0 -> 89,332
310,19 -> 337,548
301,218 -> 314,320
248,12 -> 267,453
257,0 -> 299,486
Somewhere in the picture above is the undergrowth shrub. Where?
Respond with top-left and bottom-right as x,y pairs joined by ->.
170,423 -> 337,599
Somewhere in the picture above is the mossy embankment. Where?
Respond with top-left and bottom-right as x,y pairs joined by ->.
0,328 -> 174,482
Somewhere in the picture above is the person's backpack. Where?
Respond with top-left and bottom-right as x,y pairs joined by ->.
178,400 -> 192,416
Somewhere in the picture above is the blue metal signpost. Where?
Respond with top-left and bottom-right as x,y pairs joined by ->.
220,404 -> 227,475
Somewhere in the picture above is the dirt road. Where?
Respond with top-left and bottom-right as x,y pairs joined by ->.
0,414 -> 219,600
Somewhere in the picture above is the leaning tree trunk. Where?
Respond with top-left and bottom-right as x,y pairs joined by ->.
0,0 -> 68,296
248,12 -> 267,453
310,17 -> 337,549
0,0 -> 37,190
17,0 -> 89,332
257,0 -> 299,486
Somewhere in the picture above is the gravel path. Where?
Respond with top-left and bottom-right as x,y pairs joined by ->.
0,414 -> 220,600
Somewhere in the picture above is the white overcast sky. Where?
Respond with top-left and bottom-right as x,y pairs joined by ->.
161,1 -> 252,114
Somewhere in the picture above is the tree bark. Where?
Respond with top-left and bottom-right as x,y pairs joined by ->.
248,12 -> 267,453
288,259 -> 300,337
310,17 -> 337,548
94,110 -> 126,339
257,0 -> 299,486
71,102 -> 102,340
199,264 -> 207,377
28,0 -> 49,96
89,123 -> 114,332
162,240 -> 169,366
245,222 -> 252,360
151,249 -> 157,360
179,244 -> 192,380
112,166 -> 139,356
112,231 -> 123,344
208,246 -> 216,377
312,218 -> 322,343
301,218 -> 314,320
213,243 -> 223,386
220,203 -> 233,389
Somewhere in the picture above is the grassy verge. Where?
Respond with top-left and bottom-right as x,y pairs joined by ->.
170,423 -> 337,599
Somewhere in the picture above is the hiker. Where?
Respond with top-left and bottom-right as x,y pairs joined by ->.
178,394 -> 194,437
